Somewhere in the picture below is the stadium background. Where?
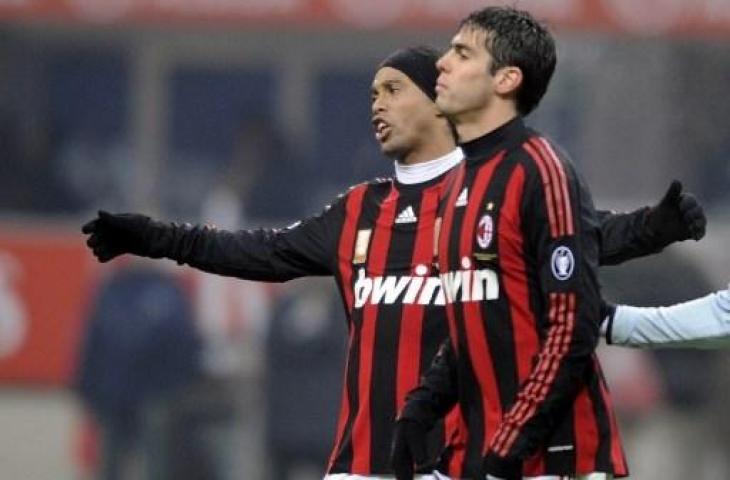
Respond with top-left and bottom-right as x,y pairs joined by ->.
0,1 -> 728,478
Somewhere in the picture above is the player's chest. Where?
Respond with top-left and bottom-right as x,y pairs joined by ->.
345,186 -> 441,276
436,162 -> 523,269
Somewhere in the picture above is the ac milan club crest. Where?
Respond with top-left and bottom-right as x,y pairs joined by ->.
476,214 -> 494,249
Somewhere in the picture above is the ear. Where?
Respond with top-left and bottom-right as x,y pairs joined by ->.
494,66 -> 523,96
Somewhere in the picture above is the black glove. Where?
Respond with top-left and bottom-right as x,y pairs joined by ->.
391,419 -> 429,480
82,210 -> 155,262
645,180 -> 706,245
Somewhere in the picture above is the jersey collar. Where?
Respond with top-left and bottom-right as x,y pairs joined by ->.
394,147 -> 463,185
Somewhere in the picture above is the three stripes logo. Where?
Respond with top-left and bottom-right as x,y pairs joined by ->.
455,187 -> 468,207
395,205 -> 418,224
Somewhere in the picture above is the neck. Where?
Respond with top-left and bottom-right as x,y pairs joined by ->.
399,138 -> 455,165
453,101 -> 518,143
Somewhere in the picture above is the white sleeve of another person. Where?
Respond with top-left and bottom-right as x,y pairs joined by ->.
609,284 -> 730,349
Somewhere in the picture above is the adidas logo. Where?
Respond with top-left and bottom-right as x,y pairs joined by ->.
395,206 -> 418,224
455,188 -> 468,207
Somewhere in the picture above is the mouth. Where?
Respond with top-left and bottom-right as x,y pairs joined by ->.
436,76 -> 447,93
372,117 -> 393,143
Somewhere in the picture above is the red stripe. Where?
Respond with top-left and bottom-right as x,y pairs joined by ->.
438,163 -> 464,274
337,184 -> 369,313
531,137 -> 575,235
523,141 -> 560,237
497,164 -> 540,383
493,292 -> 576,456
396,184 -> 441,412
327,325 -> 357,471
351,187 -> 399,473
574,383 -> 599,473
501,293 -> 563,430
456,154 -> 503,449
439,164 -> 465,351
523,452 -> 546,477
536,137 -> 575,235
445,407 -> 467,478
598,363 -> 629,475
329,185 -> 369,471
531,138 -> 567,236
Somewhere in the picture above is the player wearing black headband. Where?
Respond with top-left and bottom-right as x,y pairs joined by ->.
81,46 -> 704,479
83,47 -> 467,479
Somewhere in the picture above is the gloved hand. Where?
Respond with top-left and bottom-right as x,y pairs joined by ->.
646,180 -> 706,244
82,210 -> 153,262
391,419 -> 429,480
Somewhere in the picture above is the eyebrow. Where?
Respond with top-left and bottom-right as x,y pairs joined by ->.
451,41 -> 473,54
371,79 -> 402,93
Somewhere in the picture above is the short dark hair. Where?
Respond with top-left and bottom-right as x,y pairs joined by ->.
460,6 -> 556,115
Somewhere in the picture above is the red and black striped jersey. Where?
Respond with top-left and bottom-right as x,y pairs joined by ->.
322,174 -> 462,475
150,146 -> 666,477
419,117 -> 628,478
158,170 -> 461,474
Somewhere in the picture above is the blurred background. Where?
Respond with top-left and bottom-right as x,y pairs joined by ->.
0,1 -> 728,479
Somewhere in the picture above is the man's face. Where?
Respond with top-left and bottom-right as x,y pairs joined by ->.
435,26 -> 496,120
371,67 -> 441,160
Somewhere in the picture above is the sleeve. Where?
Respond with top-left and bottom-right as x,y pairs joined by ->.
399,339 -> 459,428
607,286 -> 730,349
483,142 -> 603,475
597,208 -> 666,266
145,194 -> 347,282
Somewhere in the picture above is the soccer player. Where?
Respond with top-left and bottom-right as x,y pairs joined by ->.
82,47 -> 704,480
394,7 -> 631,480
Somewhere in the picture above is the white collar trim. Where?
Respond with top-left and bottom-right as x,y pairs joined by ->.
394,148 -> 463,185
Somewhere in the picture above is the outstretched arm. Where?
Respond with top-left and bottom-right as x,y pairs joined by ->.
604,285 -> 730,349
81,195 -> 348,282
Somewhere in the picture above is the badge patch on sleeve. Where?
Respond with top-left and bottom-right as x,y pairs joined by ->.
551,246 -> 574,281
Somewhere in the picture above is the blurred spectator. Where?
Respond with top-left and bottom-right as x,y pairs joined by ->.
0,107 -> 66,213
224,116 -> 311,223
264,279 -> 346,480
76,261 -> 201,480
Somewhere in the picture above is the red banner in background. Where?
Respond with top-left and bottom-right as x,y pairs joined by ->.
0,227 -> 95,385
0,0 -> 729,37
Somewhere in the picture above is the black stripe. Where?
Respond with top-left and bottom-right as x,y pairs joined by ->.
542,402 -> 577,474
369,185 -> 416,471
330,182 -> 391,472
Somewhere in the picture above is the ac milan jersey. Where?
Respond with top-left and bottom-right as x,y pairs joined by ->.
154,148 -> 664,476
323,175 -> 460,474
162,172 -> 459,474
426,117 -> 628,478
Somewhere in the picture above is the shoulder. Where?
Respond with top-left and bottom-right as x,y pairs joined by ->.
348,176 -> 393,199
510,133 -> 577,181
324,176 -> 393,211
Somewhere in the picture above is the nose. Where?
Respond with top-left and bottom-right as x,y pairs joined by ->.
436,52 -> 449,73
371,95 -> 385,115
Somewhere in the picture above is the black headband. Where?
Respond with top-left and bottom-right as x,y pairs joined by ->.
378,46 -> 440,101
